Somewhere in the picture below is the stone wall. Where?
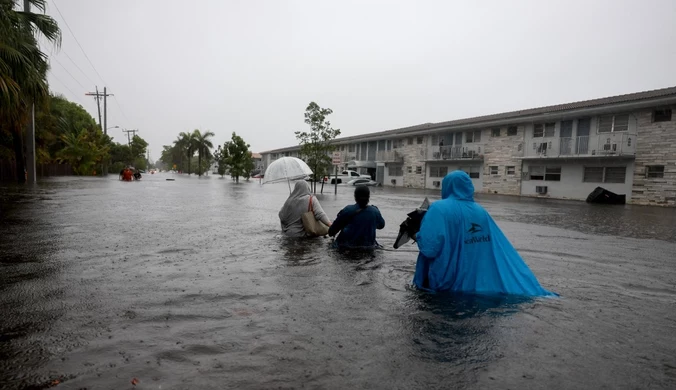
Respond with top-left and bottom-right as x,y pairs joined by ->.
481,125 -> 525,195
397,136 -> 426,188
632,107 -> 676,206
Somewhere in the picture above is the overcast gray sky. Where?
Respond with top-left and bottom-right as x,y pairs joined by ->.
44,0 -> 676,159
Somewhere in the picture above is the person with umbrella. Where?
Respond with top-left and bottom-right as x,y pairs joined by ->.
279,181 -> 332,237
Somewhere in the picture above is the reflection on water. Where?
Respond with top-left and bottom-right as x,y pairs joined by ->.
1,175 -> 675,389
478,194 -> 676,242
403,292 -> 532,364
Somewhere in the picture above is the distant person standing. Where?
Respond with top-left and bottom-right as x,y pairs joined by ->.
438,138 -> 444,158
329,186 -> 385,249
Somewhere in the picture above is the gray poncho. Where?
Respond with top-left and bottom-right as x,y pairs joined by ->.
278,181 -> 331,237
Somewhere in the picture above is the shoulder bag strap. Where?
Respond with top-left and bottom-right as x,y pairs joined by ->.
308,196 -> 314,212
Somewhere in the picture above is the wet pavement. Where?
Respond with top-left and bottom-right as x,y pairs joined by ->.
1,173 -> 675,389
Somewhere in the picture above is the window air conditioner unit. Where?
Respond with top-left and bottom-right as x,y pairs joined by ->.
433,181 -> 441,187
536,186 -> 548,194
391,179 -> 397,185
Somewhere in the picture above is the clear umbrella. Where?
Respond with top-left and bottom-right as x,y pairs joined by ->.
263,157 -> 313,192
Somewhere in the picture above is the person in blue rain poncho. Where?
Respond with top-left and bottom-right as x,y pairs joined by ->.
413,170 -> 556,297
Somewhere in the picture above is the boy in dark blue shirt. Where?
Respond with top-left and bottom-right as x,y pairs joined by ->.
329,186 -> 385,248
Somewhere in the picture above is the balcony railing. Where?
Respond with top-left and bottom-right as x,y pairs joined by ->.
376,150 -> 403,162
424,144 -> 483,161
524,133 -> 636,158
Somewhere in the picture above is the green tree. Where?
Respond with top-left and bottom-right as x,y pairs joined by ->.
0,0 -> 61,183
192,129 -> 214,177
160,143 -> 182,171
130,135 -> 148,161
295,102 -> 341,193
34,94 -> 98,164
177,131 -> 197,174
213,144 -> 228,177
56,127 -> 109,175
225,132 -> 253,183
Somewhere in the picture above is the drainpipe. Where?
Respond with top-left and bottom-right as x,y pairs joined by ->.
423,161 -> 427,190
520,158 -> 525,197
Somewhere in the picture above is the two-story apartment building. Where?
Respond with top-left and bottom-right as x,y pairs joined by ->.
261,86 -> 676,206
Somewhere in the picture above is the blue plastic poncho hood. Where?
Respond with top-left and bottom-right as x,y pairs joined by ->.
442,170 -> 474,201
413,171 -> 556,297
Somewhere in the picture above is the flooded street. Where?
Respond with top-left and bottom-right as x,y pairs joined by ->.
1,173 -> 676,389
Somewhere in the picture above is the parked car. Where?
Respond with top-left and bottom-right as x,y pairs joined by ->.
347,178 -> 379,186
323,170 -> 371,184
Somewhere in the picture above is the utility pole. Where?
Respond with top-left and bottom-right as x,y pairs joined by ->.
85,87 -> 103,130
24,0 -> 36,184
86,88 -> 113,175
122,129 -> 139,147
103,87 -> 109,139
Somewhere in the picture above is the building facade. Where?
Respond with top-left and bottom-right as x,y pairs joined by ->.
261,87 -> 676,207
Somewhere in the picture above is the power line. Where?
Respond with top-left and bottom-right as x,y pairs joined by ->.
51,0 -> 107,85
48,69 -> 85,105
61,50 -> 97,86
50,56 -> 87,90
112,95 -> 130,125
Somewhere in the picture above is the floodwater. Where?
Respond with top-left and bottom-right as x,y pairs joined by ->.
1,173 -> 675,389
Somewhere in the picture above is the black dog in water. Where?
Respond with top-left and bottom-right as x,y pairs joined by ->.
393,198 -> 429,249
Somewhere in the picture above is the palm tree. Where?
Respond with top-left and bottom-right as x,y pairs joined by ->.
192,129 -> 214,177
177,131 -> 197,174
0,0 -> 61,183
172,134 -> 186,171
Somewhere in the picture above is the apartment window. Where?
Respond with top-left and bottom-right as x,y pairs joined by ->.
598,114 -> 629,133
430,135 -> 438,145
529,166 -> 544,180
646,165 -> 665,178
461,166 -> 480,179
406,138 -> 412,145
407,166 -> 412,174
491,128 -> 501,137
388,165 -> 403,176
416,136 -> 424,145
533,123 -> 555,137
583,167 -> 604,182
583,166 -> 626,183
429,166 -> 448,178
466,130 -> 482,143
545,167 -> 561,181
489,166 -> 499,175
506,166 -> 515,175
348,144 -> 355,152
653,109 -> 672,122
416,166 -> 422,174
507,126 -> 518,136
604,167 -> 626,183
